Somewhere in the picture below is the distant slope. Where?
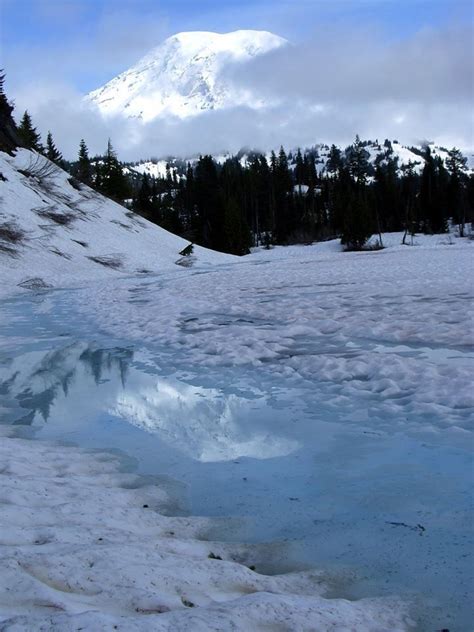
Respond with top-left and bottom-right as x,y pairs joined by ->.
87,30 -> 287,121
0,149 -> 233,296
128,141 -> 473,181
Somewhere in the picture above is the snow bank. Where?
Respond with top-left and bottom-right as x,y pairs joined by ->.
0,426 -> 414,630
0,149 -> 233,298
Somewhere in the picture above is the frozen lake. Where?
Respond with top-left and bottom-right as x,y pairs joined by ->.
1,267 -> 472,631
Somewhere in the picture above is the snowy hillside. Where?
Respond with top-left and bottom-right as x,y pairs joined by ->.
0,149 -> 232,295
88,30 -> 287,121
128,140 -> 473,183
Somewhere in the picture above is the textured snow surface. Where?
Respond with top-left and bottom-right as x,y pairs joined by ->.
73,235 -> 474,434
88,30 -> 287,121
0,426 -> 414,631
0,149 -> 232,295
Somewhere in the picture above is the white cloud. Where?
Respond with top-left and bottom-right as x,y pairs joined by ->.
6,20 -> 473,160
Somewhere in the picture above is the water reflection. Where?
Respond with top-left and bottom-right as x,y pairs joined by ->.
0,341 -> 299,462
112,376 -> 299,462
0,343 -> 133,423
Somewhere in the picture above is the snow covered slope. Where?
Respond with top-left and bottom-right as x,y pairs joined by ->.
0,149 -> 232,296
87,30 -> 287,121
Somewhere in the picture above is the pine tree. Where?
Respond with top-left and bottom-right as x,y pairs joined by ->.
341,186 -> 373,251
326,144 -> 342,175
273,147 -> 293,242
446,148 -> 468,236
304,152 -> 317,188
269,151 -> 277,237
0,69 -> 13,117
0,70 -> 23,153
136,173 -> 153,216
194,155 -> 223,249
340,136 -> 373,250
18,111 -> 42,151
77,139 -> 92,185
165,162 -> 177,187
183,162 -> 196,233
347,135 -> 369,185
223,197 -> 251,255
374,155 -> 400,232
400,161 -> 419,244
45,131 -> 63,165
295,148 -> 305,185
96,139 -> 130,202
420,146 -> 448,233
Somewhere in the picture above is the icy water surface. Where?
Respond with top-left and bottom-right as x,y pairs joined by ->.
0,285 -> 473,631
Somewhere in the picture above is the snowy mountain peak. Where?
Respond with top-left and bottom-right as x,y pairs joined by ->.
87,30 -> 288,121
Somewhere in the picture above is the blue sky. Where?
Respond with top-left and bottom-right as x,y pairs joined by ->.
1,0 -> 471,91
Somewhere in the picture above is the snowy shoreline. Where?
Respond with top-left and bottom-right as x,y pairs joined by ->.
0,426 -> 415,630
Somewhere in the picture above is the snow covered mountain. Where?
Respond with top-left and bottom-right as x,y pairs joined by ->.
88,30 -> 287,121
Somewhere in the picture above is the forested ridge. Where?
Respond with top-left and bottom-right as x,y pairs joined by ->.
3,72 -> 473,255
76,137 -> 474,254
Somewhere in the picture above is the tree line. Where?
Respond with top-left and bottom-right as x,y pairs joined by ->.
3,72 -> 473,255
123,136 -> 474,253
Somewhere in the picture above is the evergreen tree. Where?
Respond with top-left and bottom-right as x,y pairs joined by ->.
45,131 -> 63,165
340,137 -> 374,249
136,173 -> 153,216
183,162 -> 197,237
326,166 -> 351,235
165,162 -> 173,187
326,144 -> 342,175
295,148 -> 305,185
0,70 -> 13,117
0,70 -> 22,153
374,155 -> 400,232
95,139 -> 130,202
420,146 -> 448,233
194,155 -> 223,249
304,152 -> 318,188
346,135 -> 369,185
400,161 -> 419,244
341,186 -> 373,251
273,146 -> 293,242
446,148 -> 468,236
223,197 -> 251,255
18,110 -> 42,151
77,139 -> 92,185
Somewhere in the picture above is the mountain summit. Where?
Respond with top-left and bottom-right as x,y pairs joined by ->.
87,30 -> 287,121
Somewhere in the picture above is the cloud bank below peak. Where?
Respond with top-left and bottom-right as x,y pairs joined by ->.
11,23 -> 473,160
